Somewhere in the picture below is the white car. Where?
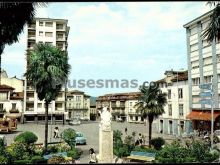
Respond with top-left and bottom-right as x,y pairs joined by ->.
69,118 -> 81,125
204,130 -> 220,143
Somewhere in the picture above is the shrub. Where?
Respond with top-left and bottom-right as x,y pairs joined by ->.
14,131 -> 38,144
134,145 -> 157,153
60,128 -> 76,149
13,159 -> 31,164
6,142 -> 28,160
150,137 -> 165,150
56,142 -> 71,152
0,155 -> 8,164
47,145 -> 59,154
31,155 -> 46,164
124,135 -> 135,146
47,156 -> 65,164
67,148 -> 80,159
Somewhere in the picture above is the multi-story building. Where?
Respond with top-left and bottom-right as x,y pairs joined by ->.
184,10 -> 220,132
24,18 -> 70,123
96,92 -> 144,123
0,70 -> 24,121
156,70 -> 191,135
66,90 -> 90,120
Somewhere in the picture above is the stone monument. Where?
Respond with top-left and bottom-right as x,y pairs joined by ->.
97,106 -> 114,163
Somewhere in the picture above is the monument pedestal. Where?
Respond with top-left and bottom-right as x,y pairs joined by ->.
97,129 -> 114,163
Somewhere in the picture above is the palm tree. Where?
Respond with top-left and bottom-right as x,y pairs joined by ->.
202,1 -> 220,43
134,84 -> 167,147
0,2 -> 47,84
25,43 -> 71,152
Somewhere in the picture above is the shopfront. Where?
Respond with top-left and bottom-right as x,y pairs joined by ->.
186,110 -> 220,132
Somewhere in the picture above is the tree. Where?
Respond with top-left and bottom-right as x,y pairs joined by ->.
202,1 -> 220,43
61,128 -> 77,149
0,2 -> 47,84
25,43 -> 71,152
135,84 -> 167,147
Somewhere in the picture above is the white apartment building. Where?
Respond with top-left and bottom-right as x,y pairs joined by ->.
24,18 -> 70,123
96,92 -> 144,123
184,10 -> 220,132
66,90 -> 90,120
156,70 -> 191,135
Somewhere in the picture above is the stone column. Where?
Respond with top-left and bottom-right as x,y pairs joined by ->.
97,129 -> 113,163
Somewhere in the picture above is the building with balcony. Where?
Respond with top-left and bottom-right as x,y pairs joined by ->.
96,92 -> 144,123
0,70 -> 24,122
156,70 -> 191,136
24,18 -> 70,123
184,10 -> 220,132
66,90 -> 90,120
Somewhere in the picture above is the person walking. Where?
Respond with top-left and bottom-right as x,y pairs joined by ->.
138,133 -> 143,146
125,127 -> 127,135
89,148 -> 97,163
53,127 -> 59,139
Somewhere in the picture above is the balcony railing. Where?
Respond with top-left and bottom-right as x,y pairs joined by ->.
67,106 -> 88,110
26,108 -> 34,111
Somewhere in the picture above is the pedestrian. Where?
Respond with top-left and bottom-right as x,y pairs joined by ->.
53,127 -> 59,138
125,127 -> 127,135
89,148 -> 97,164
138,133 -> 143,145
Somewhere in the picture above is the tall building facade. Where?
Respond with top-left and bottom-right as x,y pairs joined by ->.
66,90 -> 90,120
156,70 -> 191,135
24,18 -> 70,123
96,92 -> 144,123
184,10 -> 220,131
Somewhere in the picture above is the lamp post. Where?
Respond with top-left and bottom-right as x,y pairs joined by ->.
211,77 -> 214,150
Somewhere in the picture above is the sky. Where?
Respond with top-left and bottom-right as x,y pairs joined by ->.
2,2 -> 214,97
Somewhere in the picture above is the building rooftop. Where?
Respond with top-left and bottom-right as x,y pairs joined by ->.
183,9 -> 213,28
0,84 -> 15,91
34,17 -> 68,23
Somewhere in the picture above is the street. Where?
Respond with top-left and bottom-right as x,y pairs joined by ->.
1,121 -> 173,163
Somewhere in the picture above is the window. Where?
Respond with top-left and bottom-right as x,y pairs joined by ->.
218,74 -> 220,82
0,92 -> 7,101
39,41 -> 43,44
0,104 -> 3,111
192,78 -> 200,85
168,89 -> 171,99
57,33 -> 63,39
168,104 -> 172,116
45,32 -> 53,37
12,103 -> 16,109
204,76 -> 212,83
39,21 -> 43,26
45,22 -> 53,27
130,102 -> 132,106
203,57 -> 212,66
39,31 -> 43,36
191,60 -> 199,69
56,24 -> 63,29
76,96 -> 81,101
38,103 -> 42,108
178,88 -> 183,99
179,104 -> 183,116
217,54 -> 220,63
202,39 -> 210,47
190,43 -> 198,52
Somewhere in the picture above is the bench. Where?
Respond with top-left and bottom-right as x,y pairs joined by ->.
126,151 -> 156,162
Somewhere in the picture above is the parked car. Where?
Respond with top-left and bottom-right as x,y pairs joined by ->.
116,117 -> 123,122
80,117 -> 89,121
0,135 -> 7,146
69,118 -> 81,125
76,132 -> 86,145
204,130 -> 220,143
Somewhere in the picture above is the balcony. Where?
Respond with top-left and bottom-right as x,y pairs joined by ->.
55,107 -> 64,111
26,108 -> 34,111
56,97 -> 65,102
27,97 -> 34,101
67,106 -> 88,110
28,24 -> 36,29
56,37 -> 65,41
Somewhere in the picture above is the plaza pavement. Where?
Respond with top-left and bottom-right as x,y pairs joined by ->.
1,121 -> 177,163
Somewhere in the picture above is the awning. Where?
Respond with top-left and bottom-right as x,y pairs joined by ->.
186,111 -> 220,121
